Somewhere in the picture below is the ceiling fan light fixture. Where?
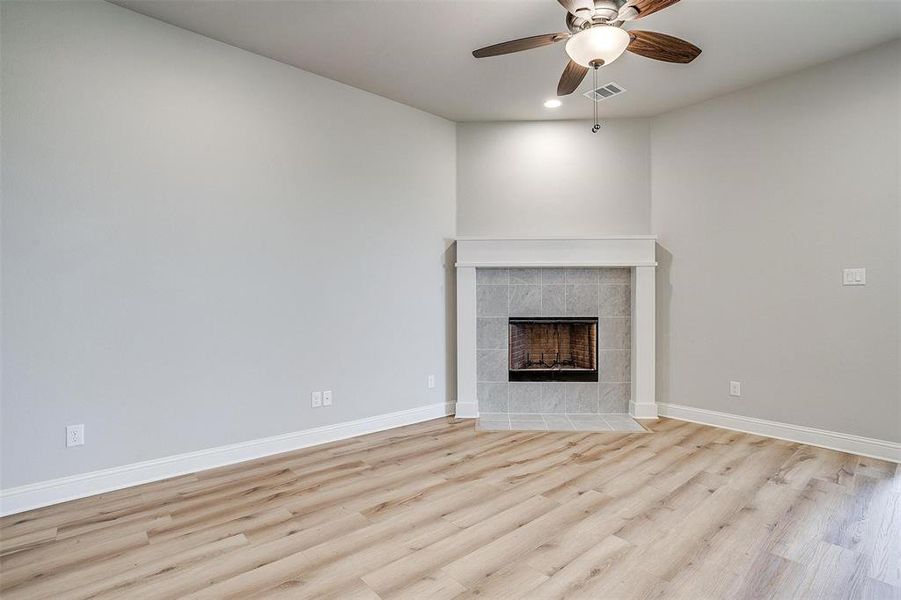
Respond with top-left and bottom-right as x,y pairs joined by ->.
564,25 -> 631,68
543,99 -> 562,108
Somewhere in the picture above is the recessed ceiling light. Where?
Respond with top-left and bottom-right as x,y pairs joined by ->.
544,99 -> 562,108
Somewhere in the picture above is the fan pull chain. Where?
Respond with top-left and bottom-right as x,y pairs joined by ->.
591,65 -> 601,134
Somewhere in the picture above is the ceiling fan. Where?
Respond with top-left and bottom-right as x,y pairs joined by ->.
471,0 -> 701,97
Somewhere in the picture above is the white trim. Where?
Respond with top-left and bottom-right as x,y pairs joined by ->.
455,238 -> 657,268
454,402 -> 479,419
454,235 -> 658,241
631,266 -> 656,414
456,267 -> 478,422
455,261 -> 659,268
658,403 -> 900,463
0,402 -> 454,517
630,401 -> 659,419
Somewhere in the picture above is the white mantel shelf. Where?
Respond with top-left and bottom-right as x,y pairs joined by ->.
454,235 -> 658,241
455,236 -> 657,268
455,236 -> 658,420
455,261 -> 658,267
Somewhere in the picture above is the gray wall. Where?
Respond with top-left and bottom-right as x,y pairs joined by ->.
476,268 -> 632,415
1,1 -> 456,488
456,120 -> 651,236
652,40 -> 901,442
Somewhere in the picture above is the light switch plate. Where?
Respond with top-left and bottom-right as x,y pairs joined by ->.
311,391 -> 322,408
427,375 -> 435,389
843,268 -> 866,286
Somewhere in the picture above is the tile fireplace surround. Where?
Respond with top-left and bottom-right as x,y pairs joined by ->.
476,267 -> 629,414
455,236 -> 657,420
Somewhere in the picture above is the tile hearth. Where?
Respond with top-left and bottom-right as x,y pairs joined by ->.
477,412 -> 647,433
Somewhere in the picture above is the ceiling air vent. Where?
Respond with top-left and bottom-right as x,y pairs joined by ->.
583,82 -> 625,102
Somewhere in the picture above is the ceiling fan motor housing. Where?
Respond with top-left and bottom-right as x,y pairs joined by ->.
591,0 -> 621,21
567,1 -> 625,32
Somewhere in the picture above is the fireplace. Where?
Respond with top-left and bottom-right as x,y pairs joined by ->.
455,236 -> 658,420
508,317 -> 598,382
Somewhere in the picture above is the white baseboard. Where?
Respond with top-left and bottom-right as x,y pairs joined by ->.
629,401 -> 659,419
454,401 -> 479,419
0,402 -> 455,517
658,403 -> 900,463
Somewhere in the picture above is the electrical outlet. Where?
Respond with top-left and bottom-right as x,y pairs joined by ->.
729,381 -> 741,397
311,391 -> 322,408
427,375 -> 435,389
323,390 -> 332,406
66,424 -> 85,447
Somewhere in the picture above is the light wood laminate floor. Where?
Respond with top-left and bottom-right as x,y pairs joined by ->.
1,417 -> 898,599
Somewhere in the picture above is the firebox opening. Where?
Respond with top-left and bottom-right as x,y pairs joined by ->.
509,317 -> 598,382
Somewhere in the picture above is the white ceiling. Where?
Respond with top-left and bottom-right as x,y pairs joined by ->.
113,0 -> 901,122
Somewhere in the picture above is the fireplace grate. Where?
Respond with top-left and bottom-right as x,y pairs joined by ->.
509,317 -> 598,382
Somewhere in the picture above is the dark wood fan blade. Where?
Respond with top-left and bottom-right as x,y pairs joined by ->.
625,0 -> 681,19
558,0 -> 594,18
472,33 -> 568,58
627,31 -> 701,63
557,60 -> 589,96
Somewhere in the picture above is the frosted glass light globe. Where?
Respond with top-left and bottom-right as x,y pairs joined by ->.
565,25 -> 631,68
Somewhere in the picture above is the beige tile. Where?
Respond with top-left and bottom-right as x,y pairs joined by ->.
509,285 -> 540,316
599,350 -> 630,382
598,317 -> 631,349
478,420 -> 510,431
564,383 -> 599,413
477,317 -> 507,349
509,268 -> 542,285
509,383 -> 541,413
541,268 -> 565,284
599,383 -> 631,412
477,285 -> 508,317
477,268 -> 509,285
539,382 -> 566,413
564,268 -> 598,284
509,420 -> 548,431
508,413 -> 544,421
598,267 -> 631,283
565,413 -> 606,423
599,284 -> 630,317
479,412 -> 509,420
477,349 -> 508,382
478,383 -> 508,412
543,416 -> 575,431
540,285 -> 565,317
565,284 -> 599,317
603,415 -> 647,432
569,420 -> 614,432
